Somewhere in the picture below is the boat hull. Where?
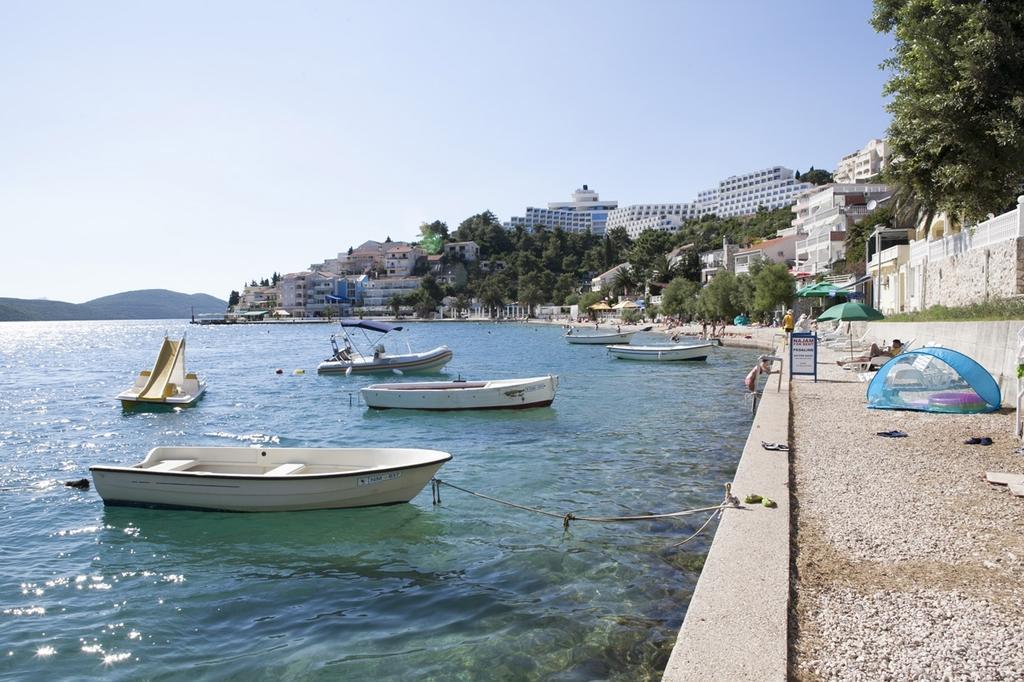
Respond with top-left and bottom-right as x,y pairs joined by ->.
117,383 -> 207,408
317,347 -> 453,375
565,332 -> 636,345
90,446 -> 451,512
606,343 -> 715,361
362,375 -> 558,410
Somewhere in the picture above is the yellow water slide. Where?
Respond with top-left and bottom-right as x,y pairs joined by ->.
138,337 -> 186,401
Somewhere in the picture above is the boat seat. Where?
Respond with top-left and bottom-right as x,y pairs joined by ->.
264,462 -> 306,476
148,459 -> 196,472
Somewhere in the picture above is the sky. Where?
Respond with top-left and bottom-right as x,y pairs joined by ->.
0,1 -> 894,303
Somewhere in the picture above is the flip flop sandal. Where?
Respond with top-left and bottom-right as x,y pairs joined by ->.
761,441 -> 789,451
964,437 -> 983,445
877,430 -> 908,438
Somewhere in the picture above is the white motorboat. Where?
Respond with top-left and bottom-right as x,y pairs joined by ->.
564,326 -> 652,345
317,320 -> 453,375
89,446 -> 452,512
116,336 -> 206,407
362,375 -> 559,410
606,342 -> 716,362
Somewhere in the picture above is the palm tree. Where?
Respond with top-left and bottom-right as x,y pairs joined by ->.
612,266 -> 636,298
649,254 -> 681,293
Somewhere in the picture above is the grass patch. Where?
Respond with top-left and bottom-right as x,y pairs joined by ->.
885,298 -> 1024,322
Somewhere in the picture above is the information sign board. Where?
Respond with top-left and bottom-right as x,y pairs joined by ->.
790,332 -> 817,381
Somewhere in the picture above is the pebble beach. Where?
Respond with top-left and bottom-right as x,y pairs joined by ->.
790,345 -> 1024,680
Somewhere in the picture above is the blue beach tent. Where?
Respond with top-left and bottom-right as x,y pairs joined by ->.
866,347 -> 1001,413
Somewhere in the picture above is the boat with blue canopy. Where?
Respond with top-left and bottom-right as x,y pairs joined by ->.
316,319 -> 453,375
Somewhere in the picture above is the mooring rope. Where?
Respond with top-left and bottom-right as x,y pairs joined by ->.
431,478 -> 740,531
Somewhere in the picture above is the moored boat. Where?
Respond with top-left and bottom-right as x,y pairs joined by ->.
116,336 -> 206,407
564,325 -> 652,345
361,375 -> 559,410
606,342 -> 716,362
317,320 -> 453,375
89,446 -> 452,512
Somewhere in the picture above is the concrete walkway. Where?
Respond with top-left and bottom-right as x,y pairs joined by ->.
663,334 -> 791,680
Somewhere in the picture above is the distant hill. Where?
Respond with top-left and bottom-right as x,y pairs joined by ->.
0,289 -> 227,322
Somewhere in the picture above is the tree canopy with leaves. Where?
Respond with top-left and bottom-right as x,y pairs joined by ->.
872,0 -> 1024,227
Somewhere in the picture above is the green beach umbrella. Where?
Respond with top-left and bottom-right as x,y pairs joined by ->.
795,282 -> 839,298
816,302 -> 884,360
816,302 -> 884,322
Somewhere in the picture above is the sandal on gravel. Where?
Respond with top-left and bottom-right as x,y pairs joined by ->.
965,437 -> 993,446
760,441 -> 789,451
876,430 -> 908,438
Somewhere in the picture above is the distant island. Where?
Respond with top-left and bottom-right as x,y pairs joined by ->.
0,289 -> 227,322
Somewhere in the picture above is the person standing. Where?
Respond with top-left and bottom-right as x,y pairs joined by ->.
783,309 -> 794,337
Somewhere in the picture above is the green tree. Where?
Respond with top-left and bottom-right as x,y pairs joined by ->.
649,253 -> 681,294
752,263 -> 795,316
798,167 -> 833,185
611,267 -> 637,298
698,271 -> 741,320
227,290 -> 240,309
551,273 -> 577,306
627,230 -> 673,278
577,290 -> 604,318
660,276 -> 700,317
872,0 -> 1024,228
516,273 -> 546,316
477,276 -> 506,317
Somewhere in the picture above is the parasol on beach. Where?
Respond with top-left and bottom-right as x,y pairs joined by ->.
817,302 -> 884,360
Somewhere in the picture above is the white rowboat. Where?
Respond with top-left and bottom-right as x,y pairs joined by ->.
606,342 -> 716,362
361,375 -> 559,410
89,446 -> 451,512
563,325 -> 652,345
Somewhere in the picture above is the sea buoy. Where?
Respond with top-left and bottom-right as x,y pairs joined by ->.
293,369 -> 305,375
275,368 -> 284,375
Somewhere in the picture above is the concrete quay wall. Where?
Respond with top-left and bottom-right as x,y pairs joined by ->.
662,338 -> 791,680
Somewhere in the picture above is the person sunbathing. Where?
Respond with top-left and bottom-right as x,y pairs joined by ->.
836,339 -> 902,367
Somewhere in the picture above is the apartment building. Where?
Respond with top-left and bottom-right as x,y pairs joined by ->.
361,276 -> 422,310
505,185 -> 618,236
733,234 -> 798,274
787,183 -> 893,274
443,241 -> 480,262
384,242 -> 425,277
834,138 -> 890,184
697,167 -> 813,218
239,285 -> 278,311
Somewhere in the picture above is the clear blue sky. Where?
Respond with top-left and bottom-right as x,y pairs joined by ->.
1,1 -> 892,303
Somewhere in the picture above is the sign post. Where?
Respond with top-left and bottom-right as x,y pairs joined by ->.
789,332 -> 817,382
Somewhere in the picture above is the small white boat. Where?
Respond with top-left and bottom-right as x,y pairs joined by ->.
564,326 -> 652,345
317,320 -> 453,375
362,375 -> 559,410
89,446 -> 452,512
607,342 -> 716,362
116,336 -> 206,407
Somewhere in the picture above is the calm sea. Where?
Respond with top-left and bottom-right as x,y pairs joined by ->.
0,320 -> 755,680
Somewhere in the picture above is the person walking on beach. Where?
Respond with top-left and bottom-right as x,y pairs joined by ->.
782,309 -> 794,346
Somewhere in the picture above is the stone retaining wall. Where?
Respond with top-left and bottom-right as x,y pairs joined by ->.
925,238 -> 1024,307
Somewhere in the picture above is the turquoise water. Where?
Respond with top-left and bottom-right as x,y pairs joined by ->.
0,321 -> 755,680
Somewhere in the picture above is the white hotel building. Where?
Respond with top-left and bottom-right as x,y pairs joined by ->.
505,185 -> 618,236
834,138 -> 890,184
696,167 -> 813,218
605,202 -> 700,239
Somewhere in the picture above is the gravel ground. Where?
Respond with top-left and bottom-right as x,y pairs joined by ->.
791,347 -> 1024,681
